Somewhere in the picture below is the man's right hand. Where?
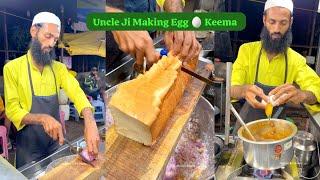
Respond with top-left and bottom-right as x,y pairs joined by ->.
243,85 -> 269,109
39,114 -> 64,145
111,31 -> 160,66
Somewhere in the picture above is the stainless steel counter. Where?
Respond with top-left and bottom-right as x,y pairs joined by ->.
18,126 -> 105,179
0,156 -> 27,180
18,136 -> 85,179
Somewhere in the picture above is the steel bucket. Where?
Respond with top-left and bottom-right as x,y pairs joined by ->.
293,131 -> 316,166
238,119 -> 297,170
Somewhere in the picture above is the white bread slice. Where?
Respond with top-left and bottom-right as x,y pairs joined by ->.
109,54 -> 196,145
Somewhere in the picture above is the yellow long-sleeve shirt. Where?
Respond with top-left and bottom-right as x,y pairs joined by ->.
232,41 -> 320,112
4,51 -> 92,131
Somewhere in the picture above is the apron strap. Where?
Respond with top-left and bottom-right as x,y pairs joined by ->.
49,65 -> 58,95
254,49 -> 262,83
284,51 -> 288,83
254,48 -> 288,84
26,55 -> 35,96
26,55 -> 58,96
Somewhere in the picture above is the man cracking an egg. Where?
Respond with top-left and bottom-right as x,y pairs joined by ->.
230,0 -> 320,123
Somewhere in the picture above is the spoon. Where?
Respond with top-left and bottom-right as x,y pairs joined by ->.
231,105 -> 256,141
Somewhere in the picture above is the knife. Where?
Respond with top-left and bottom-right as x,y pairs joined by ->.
64,138 -> 95,167
181,66 -> 215,85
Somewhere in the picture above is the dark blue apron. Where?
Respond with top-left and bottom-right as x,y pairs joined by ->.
238,48 -> 288,122
16,55 -> 60,168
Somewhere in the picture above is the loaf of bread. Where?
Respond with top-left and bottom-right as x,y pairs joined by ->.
109,54 -> 197,145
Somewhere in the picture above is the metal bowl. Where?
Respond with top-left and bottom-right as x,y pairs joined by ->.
167,96 -> 217,179
238,119 -> 297,170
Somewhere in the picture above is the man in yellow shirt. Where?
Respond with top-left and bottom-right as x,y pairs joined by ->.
231,0 -> 320,122
4,12 -> 100,168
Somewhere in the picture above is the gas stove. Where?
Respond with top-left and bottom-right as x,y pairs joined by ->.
215,138 -> 319,180
227,163 -> 296,179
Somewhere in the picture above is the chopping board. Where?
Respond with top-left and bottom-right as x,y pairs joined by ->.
39,153 -> 106,180
102,61 -> 211,180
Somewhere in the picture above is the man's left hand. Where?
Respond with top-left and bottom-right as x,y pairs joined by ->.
164,31 -> 201,63
269,83 -> 305,106
84,117 -> 100,156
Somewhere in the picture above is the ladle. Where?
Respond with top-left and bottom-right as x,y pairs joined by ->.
230,105 -> 256,141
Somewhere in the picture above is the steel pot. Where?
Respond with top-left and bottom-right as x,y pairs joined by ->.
238,119 -> 297,170
293,131 -> 316,166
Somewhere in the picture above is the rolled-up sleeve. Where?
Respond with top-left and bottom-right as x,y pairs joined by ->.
294,57 -> 320,111
58,65 -> 93,115
231,44 -> 249,86
4,65 -> 29,130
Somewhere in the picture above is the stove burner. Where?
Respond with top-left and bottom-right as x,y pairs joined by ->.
253,169 -> 273,179
237,165 -> 283,179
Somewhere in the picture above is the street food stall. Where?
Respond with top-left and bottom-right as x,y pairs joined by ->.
2,1 -> 320,178
15,58 -> 320,179
9,32 -> 319,179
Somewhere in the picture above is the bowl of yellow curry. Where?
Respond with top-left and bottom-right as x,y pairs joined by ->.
238,119 -> 297,170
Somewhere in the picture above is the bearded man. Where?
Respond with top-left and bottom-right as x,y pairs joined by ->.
230,0 -> 320,123
3,12 -> 100,168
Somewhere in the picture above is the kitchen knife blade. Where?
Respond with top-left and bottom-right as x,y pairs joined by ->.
181,66 -> 215,85
64,138 -> 95,167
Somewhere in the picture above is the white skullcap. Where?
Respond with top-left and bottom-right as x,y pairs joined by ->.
32,12 -> 61,30
264,0 -> 293,14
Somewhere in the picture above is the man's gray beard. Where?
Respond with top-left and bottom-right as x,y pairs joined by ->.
260,26 -> 292,54
29,39 -> 56,66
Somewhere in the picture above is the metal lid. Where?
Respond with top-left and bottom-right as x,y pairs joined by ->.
293,142 -> 316,151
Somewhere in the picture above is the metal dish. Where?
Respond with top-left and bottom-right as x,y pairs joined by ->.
165,96 -> 217,179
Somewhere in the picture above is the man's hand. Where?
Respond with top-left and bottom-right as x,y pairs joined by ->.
163,1 -> 202,63
112,31 -> 160,66
164,31 -> 202,63
269,83 -> 317,106
243,85 -> 269,109
39,114 -> 64,145
84,120 -> 100,156
82,108 -> 100,157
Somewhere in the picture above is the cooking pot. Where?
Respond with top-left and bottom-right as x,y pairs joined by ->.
238,119 -> 297,170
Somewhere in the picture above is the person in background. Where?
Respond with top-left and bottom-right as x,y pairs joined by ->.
4,12 -> 100,168
83,67 -> 106,101
0,96 -> 10,138
230,0 -> 320,123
